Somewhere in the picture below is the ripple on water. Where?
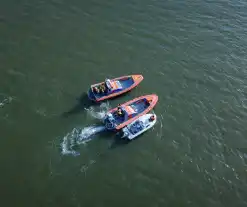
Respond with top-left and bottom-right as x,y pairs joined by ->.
0,95 -> 14,109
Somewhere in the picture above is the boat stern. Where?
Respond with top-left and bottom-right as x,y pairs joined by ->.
104,113 -> 118,131
121,127 -> 129,138
87,88 -> 97,101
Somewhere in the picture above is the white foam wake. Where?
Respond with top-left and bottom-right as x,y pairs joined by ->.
85,102 -> 110,120
61,125 -> 106,156
0,96 -> 13,108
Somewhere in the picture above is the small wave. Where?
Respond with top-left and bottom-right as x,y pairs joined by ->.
0,96 -> 13,108
61,125 -> 106,156
85,102 -> 110,120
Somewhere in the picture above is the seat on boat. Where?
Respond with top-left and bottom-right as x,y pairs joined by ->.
124,105 -> 137,118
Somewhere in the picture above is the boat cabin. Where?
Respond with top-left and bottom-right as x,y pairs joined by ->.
105,79 -> 123,92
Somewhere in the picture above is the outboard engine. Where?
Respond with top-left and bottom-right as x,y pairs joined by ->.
104,113 -> 116,130
121,127 -> 129,138
106,113 -> 114,121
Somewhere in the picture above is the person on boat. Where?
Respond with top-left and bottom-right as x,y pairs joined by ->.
93,86 -> 100,93
117,105 -> 124,117
99,83 -> 107,93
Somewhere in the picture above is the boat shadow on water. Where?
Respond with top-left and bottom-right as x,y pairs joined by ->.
62,93 -> 99,118
90,132 -> 144,163
105,131 -> 132,150
108,137 -> 130,149
61,90 -> 132,118
91,127 -> 130,149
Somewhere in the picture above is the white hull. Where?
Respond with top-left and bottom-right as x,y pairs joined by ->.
121,114 -> 157,140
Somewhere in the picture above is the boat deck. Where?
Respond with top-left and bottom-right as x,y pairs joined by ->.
90,77 -> 134,100
112,99 -> 150,125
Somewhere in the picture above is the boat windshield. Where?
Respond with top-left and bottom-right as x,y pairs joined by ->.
105,79 -> 122,91
105,79 -> 111,90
